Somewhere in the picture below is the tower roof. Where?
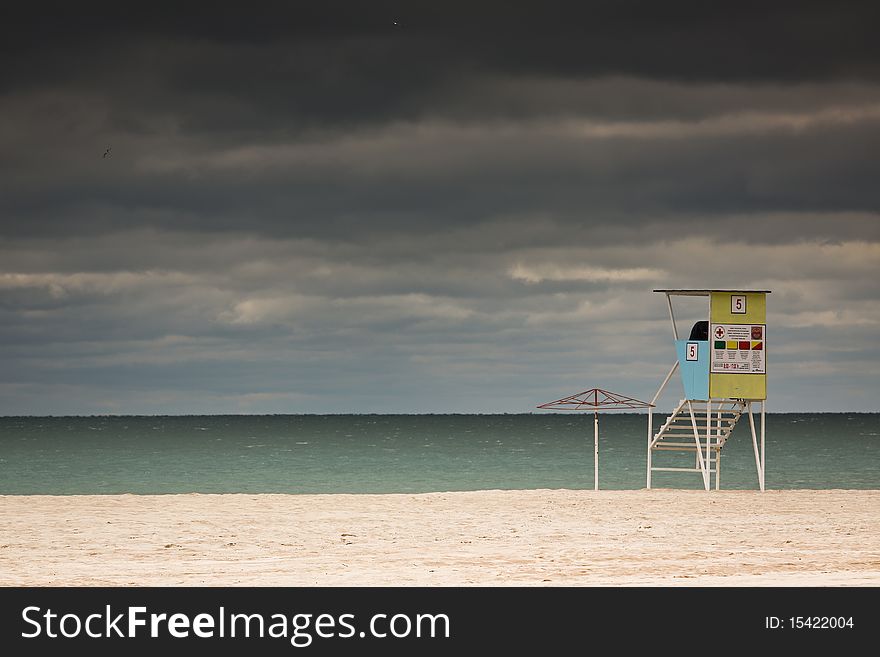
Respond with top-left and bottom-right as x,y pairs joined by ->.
653,289 -> 770,296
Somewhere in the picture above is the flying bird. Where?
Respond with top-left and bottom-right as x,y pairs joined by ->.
103,146 -> 112,158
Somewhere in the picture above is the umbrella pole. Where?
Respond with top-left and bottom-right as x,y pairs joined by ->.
594,411 -> 599,491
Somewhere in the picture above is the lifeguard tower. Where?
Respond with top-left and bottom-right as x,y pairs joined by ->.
647,290 -> 769,491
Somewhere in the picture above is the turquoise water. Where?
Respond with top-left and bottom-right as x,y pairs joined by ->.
0,414 -> 877,494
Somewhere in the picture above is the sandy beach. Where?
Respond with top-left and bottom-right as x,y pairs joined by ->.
1,489 -> 878,586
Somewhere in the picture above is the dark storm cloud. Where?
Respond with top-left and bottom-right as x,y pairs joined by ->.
3,0 -> 880,243
1,3 -> 878,413
4,106 -> 880,241
3,2 -> 880,130
5,2 -> 880,81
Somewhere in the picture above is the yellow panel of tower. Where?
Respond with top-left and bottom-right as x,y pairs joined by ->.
710,373 -> 766,400
709,291 -> 767,400
710,291 -> 765,324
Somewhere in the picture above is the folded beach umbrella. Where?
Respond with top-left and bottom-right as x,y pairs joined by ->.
537,388 -> 654,490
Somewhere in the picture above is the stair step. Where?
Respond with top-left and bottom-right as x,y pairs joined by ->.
666,413 -> 740,419
656,434 -> 730,440
651,467 -> 718,473
665,419 -> 738,426
654,445 -> 722,451
664,416 -> 740,423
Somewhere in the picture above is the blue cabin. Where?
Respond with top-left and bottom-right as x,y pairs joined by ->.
674,320 -> 709,400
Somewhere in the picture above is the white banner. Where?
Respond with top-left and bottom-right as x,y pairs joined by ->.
710,324 -> 765,374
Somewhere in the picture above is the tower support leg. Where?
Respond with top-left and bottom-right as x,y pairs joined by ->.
761,401 -> 766,491
646,409 -> 652,489
594,412 -> 599,491
747,402 -> 765,491
687,401 -> 710,491
715,406 -> 722,490
706,400 -> 712,489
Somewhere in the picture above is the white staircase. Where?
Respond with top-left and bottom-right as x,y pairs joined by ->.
649,399 -> 746,489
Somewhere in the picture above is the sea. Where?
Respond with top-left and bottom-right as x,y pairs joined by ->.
0,414 -> 877,494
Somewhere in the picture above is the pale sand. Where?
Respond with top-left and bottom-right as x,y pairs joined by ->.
1,490 -> 878,586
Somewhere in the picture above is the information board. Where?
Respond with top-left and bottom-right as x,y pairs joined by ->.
710,323 -> 765,374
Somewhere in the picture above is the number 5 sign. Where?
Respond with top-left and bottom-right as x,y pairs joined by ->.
686,342 -> 699,361
731,295 -> 747,314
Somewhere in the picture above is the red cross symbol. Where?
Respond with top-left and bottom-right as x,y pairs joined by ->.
714,326 -> 725,339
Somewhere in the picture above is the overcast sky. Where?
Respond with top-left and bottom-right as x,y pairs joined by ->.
1,2 -> 878,414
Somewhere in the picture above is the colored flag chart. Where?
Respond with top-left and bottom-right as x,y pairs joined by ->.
710,324 -> 765,374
